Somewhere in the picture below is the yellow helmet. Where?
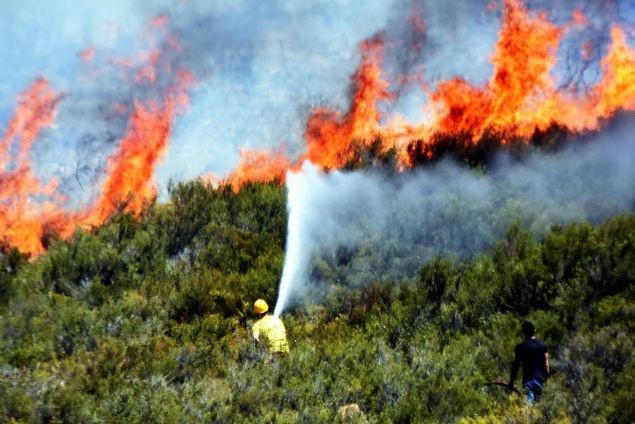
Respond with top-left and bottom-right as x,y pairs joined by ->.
253,299 -> 269,314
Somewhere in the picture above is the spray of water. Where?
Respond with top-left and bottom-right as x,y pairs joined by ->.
273,166 -> 312,317
273,119 -> 635,316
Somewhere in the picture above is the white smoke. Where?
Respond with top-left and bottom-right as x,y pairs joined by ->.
274,118 -> 635,316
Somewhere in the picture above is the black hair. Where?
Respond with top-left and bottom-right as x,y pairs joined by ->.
522,321 -> 536,338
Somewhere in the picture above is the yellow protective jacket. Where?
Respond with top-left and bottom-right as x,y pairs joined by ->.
252,314 -> 289,353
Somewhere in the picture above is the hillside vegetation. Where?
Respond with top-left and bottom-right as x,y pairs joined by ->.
0,180 -> 633,423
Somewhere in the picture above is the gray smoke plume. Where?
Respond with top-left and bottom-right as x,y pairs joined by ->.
274,117 -> 635,316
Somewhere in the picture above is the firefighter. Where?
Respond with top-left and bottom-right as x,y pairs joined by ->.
509,321 -> 550,403
251,299 -> 289,358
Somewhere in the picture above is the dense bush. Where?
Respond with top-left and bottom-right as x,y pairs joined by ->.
0,180 -> 633,423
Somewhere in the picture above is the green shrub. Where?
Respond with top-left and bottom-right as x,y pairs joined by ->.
0,180 -> 632,423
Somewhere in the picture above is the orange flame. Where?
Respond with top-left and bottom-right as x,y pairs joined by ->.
303,35 -> 391,170
84,70 -> 192,226
224,149 -> 292,192
594,27 -> 635,118
421,0 -> 564,142
75,71 -> 192,235
0,78 -> 61,172
79,102 -> 172,226
224,0 -> 634,186
0,78 -> 64,254
0,20 -> 192,255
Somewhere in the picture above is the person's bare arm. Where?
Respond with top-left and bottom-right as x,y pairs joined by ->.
509,353 -> 520,388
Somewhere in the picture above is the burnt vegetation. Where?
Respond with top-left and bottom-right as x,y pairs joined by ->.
337,123 -> 586,176
0,170 -> 633,422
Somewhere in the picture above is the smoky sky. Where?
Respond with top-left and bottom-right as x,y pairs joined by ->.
0,0 -> 634,205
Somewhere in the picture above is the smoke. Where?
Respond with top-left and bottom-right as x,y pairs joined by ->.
0,0 -> 401,204
274,117 -> 635,316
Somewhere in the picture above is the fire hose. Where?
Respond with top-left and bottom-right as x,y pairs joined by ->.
484,380 -> 522,395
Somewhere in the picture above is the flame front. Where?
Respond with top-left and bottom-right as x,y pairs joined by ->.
223,0 -> 635,183
2,0 -> 634,255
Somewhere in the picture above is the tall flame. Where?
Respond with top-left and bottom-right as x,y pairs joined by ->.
432,0 -> 563,139
0,78 -> 61,172
594,27 -> 635,118
79,71 -> 192,227
303,35 -> 392,169
0,19 -> 192,255
0,78 -> 63,254
221,0 -> 635,186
